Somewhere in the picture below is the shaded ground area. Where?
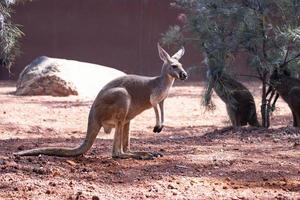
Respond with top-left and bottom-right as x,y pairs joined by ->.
0,81 -> 299,200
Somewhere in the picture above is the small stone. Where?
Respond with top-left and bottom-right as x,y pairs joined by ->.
81,168 -> 89,173
32,167 -> 46,175
52,171 -> 60,177
190,179 -> 197,185
167,184 -> 176,189
66,160 -> 77,166
0,159 -> 6,165
225,177 -> 231,182
49,182 -> 56,187
92,196 -> 100,200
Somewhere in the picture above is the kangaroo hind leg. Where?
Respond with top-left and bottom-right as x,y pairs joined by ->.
289,88 -> 300,127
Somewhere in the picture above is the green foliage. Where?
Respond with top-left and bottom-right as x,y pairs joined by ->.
163,0 -> 300,127
0,0 -> 30,72
237,1 -> 300,74
162,0 -> 247,110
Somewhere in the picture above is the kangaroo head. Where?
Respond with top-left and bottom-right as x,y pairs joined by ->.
157,43 -> 188,80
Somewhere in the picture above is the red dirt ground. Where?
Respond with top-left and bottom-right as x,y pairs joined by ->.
0,81 -> 299,200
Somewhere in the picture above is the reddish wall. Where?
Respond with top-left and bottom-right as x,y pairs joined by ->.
0,0 -> 203,80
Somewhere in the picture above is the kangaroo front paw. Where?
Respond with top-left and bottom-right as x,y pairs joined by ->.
153,125 -> 164,133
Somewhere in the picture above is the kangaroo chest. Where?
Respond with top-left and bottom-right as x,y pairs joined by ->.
150,85 -> 171,105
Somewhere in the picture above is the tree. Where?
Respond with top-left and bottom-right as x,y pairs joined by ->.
163,0 -> 300,128
237,0 -> 300,127
0,0 -> 31,73
163,0 -> 246,111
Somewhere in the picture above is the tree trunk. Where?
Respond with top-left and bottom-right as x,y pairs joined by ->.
260,73 -> 270,128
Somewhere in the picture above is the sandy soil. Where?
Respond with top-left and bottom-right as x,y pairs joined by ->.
0,81 -> 299,200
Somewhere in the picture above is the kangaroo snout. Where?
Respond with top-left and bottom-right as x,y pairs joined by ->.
179,71 -> 188,80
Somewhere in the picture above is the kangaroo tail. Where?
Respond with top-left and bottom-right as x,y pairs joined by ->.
14,110 -> 101,157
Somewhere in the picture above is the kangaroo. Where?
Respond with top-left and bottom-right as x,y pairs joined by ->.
208,70 -> 260,127
267,68 -> 300,127
15,44 -> 188,159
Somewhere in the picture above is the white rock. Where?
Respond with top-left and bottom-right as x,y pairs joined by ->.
16,56 -> 126,97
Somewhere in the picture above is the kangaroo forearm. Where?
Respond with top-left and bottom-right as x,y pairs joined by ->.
153,106 -> 161,126
159,101 -> 164,124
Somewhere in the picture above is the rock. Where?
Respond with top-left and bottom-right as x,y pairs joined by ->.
92,196 -> 100,200
0,159 -> 6,165
16,56 -> 125,97
32,167 -> 47,175
167,184 -> 176,189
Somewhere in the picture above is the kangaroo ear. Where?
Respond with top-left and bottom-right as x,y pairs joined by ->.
157,43 -> 171,62
172,46 -> 185,60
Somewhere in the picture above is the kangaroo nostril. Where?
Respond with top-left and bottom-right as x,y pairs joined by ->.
180,72 -> 188,80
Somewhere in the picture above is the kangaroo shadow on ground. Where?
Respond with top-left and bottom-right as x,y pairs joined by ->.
0,125 -> 299,191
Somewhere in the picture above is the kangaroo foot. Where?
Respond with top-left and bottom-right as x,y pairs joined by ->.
112,151 -> 163,160
153,125 -> 164,133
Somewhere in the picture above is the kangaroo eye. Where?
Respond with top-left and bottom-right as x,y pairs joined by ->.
171,65 -> 177,69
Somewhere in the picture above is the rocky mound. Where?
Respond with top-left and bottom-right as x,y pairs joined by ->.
16,56 -> 125,97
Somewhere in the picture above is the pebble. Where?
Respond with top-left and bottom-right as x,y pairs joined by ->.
33,168 -> 43,174
0,159 -> 6,165
49,182 -> 56,187
167,184 -> 176,189
92,196 -> 100,200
